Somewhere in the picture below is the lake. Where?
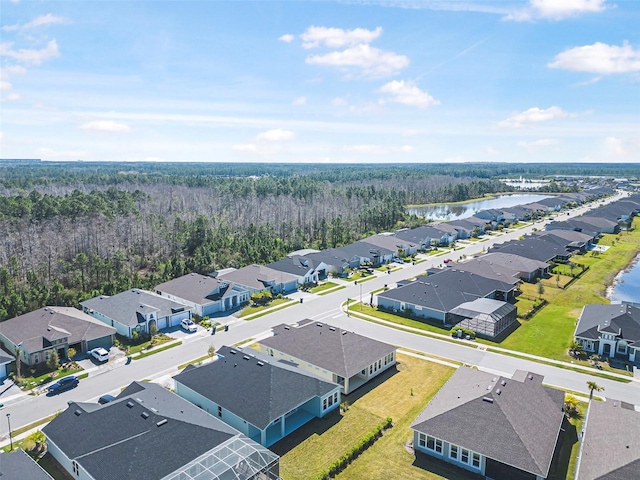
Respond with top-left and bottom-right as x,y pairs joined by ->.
407,194 -> 552,221
610,253 -> 640,305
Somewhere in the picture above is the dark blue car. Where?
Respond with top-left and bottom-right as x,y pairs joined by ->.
48,376 -> 79,394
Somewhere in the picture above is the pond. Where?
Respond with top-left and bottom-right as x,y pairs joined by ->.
610,253 -> 640,305
407,194 -> 552,221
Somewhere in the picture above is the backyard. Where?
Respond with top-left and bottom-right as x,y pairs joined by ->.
272,354 -> 456,480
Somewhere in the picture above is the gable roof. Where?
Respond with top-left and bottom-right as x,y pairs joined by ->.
267,255 -> 317,277
0,449 -> 53,479
411,367 -> 564,478
81,289 -> 191,327
360,234 -> 411,252
42,382 -> 240,480
395,225 -> 456,244
155,273 -> 245,305
0,306 -> 115,353
219,264 -> 299,290
576,398 -> 640,480
259,321 -> 396,378
488,237 -> 567,263
575,304 -> 640,344
173,346 -> 338,430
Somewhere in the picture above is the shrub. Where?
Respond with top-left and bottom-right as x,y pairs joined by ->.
451,326 -> 476,340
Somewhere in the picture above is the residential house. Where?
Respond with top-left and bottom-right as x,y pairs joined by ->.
474,208 -> 505,227
267,255 -> 321,285
395,225 -> 458,249
411,367 -> 564,480
488,237 -> 570,263
155,273 -> 250,317
0,449 -> 53,479
219,264 -> 299,295
360,233 -> 417,257
174,345 -> 342,447
330,241 -> 395,267
0,307 -> 116,367
376,269 -> 516,328
0,350 -> 13,381
448,216 -> 486,238
575,398 -> 640,480
574,303 -> 640,362
534,230 -> 594,253
501,205 -> 532,224
571,216 -> 621,234
42,381 -> 281,480
457,252 -> 549,283
303,249 -> 354,276
259,320 -> 396,394
81,289 -> 193,339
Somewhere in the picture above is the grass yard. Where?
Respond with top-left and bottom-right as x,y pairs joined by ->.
310,281 -> 342,294
238,298 -> 295,318
497,228 -> 640,361
273,354 -> 455,480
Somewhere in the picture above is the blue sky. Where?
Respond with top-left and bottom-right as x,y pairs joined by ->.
1,0 -> 638,163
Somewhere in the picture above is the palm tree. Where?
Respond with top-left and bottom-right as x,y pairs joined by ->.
587,381 -> 604,401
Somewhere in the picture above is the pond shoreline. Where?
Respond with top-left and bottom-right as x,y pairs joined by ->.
607,251 -> 640,303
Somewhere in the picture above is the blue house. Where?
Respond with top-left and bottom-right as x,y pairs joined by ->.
173,345 -> 341,447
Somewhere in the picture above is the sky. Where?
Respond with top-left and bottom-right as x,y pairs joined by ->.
0,0 -> 639,164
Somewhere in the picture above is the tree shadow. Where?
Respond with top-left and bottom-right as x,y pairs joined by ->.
548,416 -> 578,480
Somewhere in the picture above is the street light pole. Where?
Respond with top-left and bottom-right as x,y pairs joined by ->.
6,413 -> 12,451
360,282 -> 363,311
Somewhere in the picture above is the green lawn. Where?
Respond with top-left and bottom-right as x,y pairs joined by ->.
237,298 -> 295,318
273,354 -> 455,480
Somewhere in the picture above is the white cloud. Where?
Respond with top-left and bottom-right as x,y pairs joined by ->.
499,106 -> 571,128
6,65 -> 27,75
549,42 -> 640,74
5,92 -> 21,101
400,145 -> 414,152
517,139 -> 560,151
378,80 -> 440,109
279,34 -> 295,43
292,96 -> 307,106
505,0 -> 608,21
342,144 -> 413,154
0,39 -> 60,65
255,128 -> 295,142
2,13 -> 70,32
306,44 -> 409,78
301,26 -> 383,49
79,120 -> 131,133
331,97 -> 348,107
0,80 -> 11,90
605,136 -> 628,156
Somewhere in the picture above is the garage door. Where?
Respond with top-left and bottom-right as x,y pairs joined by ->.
87,335 -> 114,351
168,311 -> 191,327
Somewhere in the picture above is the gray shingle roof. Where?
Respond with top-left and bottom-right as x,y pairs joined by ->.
267,255 -> 316,277
0,449 -> 54,479
155,273 -> 244,305
259,321 -> 396,378
219,264 -> 298,291
42,382 -> 239,480
173,346 -> 338,430
0,307 -> 115,353
411,367 -> 564,478
577,399 -> 640,480
575,304 -> 640,345
488,237 -> 567,262
80,289 -> 191,327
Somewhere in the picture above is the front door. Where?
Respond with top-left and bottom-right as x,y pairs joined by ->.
602,343 -> 611,356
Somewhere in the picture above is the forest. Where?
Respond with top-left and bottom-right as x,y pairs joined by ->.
0,160 -> 638,321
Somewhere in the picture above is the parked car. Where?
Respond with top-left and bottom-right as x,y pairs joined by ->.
48,376 -> 79,395
90,347 -> 109,362
98,394 -> 116,405
181,318 -> 197,333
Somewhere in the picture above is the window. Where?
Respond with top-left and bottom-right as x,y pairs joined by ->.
333,392 -> 338,403
472,453 -> 481,468
461,449 -> 469,464
425,435 -> 442,454
418,433 -> 426,448
323,398 -> 327,410
369,365 -> 373,375
450,444 -> 459,460
217,406 -> 222,417
72,461 -> 79,476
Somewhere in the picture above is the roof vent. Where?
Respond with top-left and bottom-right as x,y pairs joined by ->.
150,407 -> 158,413
243,355 -> 250,360
528,374 -> 534,380
329,327 -> 336,331
492,377 -> 497,382
342,331 -> 347,335
156,419 -> 168,427
317,323 -> 323,327
284,326 -> 290,330
141,412 -> 149,419
501,380 -> 506,386
126,401 -> 135,409
496,389 -> 502,395
257,361 -> 264,367
482,397 -> 494,403
486,385 -> 492,390
229,350 -> 236,355
74,409 -> 82,416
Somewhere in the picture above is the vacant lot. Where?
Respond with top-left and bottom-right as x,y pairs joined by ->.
273,354 -> 455,480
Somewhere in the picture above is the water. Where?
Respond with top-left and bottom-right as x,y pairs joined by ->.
610,253 -> 640,305
501,179 -> 549,190
407,194 -> 552,221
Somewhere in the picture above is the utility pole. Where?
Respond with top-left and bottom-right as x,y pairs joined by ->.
6,413 -> 12,451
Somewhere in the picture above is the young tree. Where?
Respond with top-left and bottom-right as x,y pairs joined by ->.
67,347 -> 76,360
207,344 -> 216,359
536,279 -> 545,299
47,349 -> 60,371
568,340 -> 584,357
587,381 -> 604,401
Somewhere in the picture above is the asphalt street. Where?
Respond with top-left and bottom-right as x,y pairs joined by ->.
2,191 -> 637,437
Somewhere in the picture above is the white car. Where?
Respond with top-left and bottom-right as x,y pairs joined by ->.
181,319 -> 197,333
90,347 -> 109,363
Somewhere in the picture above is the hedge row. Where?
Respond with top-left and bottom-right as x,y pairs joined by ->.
318,417 -> 393,479
451,326 -> 476,340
